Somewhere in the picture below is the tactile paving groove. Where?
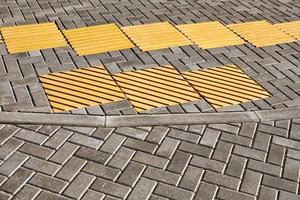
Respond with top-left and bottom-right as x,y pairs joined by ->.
176,21 -> 245,49
63,24 -> 135,56
227,20 -> 296,47
113,65 -> 201,112
182,65 -> 271,109
38,66 -> 126,113
121,22 -> 192,51
274,20 -> 300,40
1,22 -> 68,53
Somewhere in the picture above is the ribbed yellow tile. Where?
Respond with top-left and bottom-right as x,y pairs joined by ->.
1,22 -> 68,53
39,66 -> 126,113
121,22 -> 192,51
113,65 -> 201,112
63,24 -> 135,56
227,21 -> 296,47
176,21 -> 245,49
274,20 -> 300,40
182,65 -> 271,109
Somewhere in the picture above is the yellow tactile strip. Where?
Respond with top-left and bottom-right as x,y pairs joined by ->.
274,20 -> 300,40
227,21 -> 296,47
176,21 -> 245,49
1,22 -> 68,53
63,24 -> 135,56
182,65 -> 271,109
39,66 -> 126,113
121,22 -> 192,51
113,65 -> 201,112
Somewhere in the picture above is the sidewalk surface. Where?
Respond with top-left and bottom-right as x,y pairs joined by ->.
0,0 -> 300,199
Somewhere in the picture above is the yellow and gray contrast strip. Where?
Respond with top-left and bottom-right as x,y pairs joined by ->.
274,20 -> 300,40
227,20 -> 296,47
182,65 -> 271,108
1,22 -> 68,53
39,66 -> 126,113
113,65 -> 201,112
176,21 -> 245,49
0,20 -> 299,54
63,24 -> 135,56
121,22 -> 193,51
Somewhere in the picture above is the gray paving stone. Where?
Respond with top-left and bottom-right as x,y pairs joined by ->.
154,183 -> 193,200
0,138 -> 23,160
191,155 -> 226,173
23,157 -> 60,176
200,128 -> 220,147
258,186 -> 278,200
69,133 -> 103,149
180,166 -> 204,191
225,155 -> 247,178
90,178 -> 131,199
240,170 -> 262,195
29,173 -> 67,193
82,162 -> 120,181
117,161 -> 146,187
217,188 -> 255,200
194,182 -> 218,200
144,166 -> 180,185
155,137 -> 180,158
0,168 -> 34,194
81,190 -> 105,200
203,171 -> 240,190
108,147 -> 135,170
11,185 -> 40,200
49,142 -> 78,164
167,151 -> 191,174
75,147 -> 110,164
133,152 -> 168,169
63,172 -> 95,199
55,157 -> 86,181
127,177 -> 157,200
0,152 -> 28,176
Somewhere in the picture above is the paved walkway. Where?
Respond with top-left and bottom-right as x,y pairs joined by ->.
1,0 -> 300,199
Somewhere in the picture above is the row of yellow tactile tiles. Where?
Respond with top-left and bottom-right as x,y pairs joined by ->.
0,20 -> 299,55
39,64 -> 271,113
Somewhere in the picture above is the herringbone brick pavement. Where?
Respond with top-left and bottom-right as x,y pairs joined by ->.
0,119 -> 300,199
0,0 -> 300,114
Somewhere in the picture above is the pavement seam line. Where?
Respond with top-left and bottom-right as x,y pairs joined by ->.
0,108 -> 299,127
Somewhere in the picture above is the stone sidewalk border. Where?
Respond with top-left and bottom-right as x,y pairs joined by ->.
0,107 -> 299,127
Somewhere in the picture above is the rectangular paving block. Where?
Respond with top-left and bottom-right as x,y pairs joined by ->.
63,24 -> 135,56
38,66 -> 126,113
1,22 -> 68,53
176,21 -> 245,49
227,21 -> 296,47
113,65 -> 201,112
121,22 -> 192,51
274,20 -> 300,40
182,65 -> 271,109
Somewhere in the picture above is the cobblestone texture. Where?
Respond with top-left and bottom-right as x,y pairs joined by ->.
0,119 -> 299,199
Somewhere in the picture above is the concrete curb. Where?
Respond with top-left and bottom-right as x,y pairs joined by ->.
0,107 -> 299,127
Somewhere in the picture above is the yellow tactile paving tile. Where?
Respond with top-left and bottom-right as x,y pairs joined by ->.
63,24 -> 135,56
1,22 -> 68,53
113,65 -> 201,112
182,65 -> 271,109
39,66 -> 126,113
176,21 -> 245,49
227,21 -> 296,47
274,20 -> 300,40
121,22 -> 192,51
